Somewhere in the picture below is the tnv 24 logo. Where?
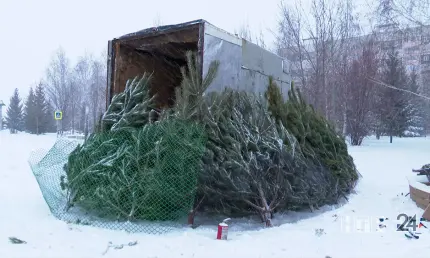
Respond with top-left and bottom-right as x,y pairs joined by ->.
340,214 -> 426,232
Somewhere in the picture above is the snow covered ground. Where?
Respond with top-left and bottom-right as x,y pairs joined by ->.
1,130 -> 430,258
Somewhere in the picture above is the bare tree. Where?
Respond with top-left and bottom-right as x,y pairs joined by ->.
67,77 -> 81,134
152,14 -> 163,27
235,23 -> 253,41
234,22 -> 267,48
277,0 -> 349,129
45,47 -> 71,132
345,38 -> 379,145
334,0 -> 361,134
307,0 -> 344,122
72,54 -> 93,133
277,1 -> 309,91
380,0 -> 430,26
88,55 -> 107,132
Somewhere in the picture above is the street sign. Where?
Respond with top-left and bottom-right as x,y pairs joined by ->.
54,111 -> 63,120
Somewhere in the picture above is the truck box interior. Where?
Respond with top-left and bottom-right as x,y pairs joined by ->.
109,22 -> 201,110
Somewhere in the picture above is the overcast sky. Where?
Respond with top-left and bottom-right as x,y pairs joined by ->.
0,0 -> 374,115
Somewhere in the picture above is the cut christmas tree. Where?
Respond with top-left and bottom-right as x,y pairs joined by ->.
62,51 -> 359,228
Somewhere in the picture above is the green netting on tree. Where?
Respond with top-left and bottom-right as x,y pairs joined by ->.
63,119 -> 207,221
28,50 -> 360,231
29,139 -> 81,216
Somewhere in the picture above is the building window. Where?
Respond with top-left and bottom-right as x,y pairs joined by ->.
282,59 -> 289,74
421,54 -> 430,63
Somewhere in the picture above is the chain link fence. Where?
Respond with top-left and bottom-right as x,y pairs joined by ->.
28,119 -> 207,234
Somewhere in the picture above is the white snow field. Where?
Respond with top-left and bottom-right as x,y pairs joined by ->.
1,130 -> 430,258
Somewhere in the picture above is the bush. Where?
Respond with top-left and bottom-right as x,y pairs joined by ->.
63,119 -> 206,221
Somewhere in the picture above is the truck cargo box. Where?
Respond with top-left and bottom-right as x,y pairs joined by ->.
106,19 -> 291,109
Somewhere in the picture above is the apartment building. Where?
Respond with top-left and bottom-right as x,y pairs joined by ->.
283,24 -> 430,91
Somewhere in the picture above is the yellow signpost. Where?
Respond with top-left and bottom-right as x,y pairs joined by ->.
55,111 -> 63,137
54,111 -> 62,120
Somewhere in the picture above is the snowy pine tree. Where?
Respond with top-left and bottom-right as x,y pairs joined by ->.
34,83 -> 53,134
25,83 -> 53,134
24,87 -> 36,133
102,74 -> 157,131
6,88 -> 24,134
377,50 -> 410,143
404,69 -> 425,136
44,103 -> 56,133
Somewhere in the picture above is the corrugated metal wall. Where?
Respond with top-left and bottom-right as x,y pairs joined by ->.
202,23 -> 291,99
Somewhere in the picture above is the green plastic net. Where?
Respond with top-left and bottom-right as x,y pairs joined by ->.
28,119 -> 207,234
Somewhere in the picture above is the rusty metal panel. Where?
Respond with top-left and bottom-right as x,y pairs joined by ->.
198,22 -> 205,80
117,19 -> 205,42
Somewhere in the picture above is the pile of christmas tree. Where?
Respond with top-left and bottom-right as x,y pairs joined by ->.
63,75 -> 207,221
63,52 -> 358,226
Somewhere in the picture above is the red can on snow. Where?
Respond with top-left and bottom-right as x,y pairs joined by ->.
216,218 -> 231,240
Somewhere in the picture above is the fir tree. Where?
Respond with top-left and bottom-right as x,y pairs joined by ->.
24,87 -> 37,133
64,51 -> 359,227
33,83 -> 51,134
25,83 -> 52,134
175,52 -> 357,226
265,80 -> 358,200
1,117 -> 6,129
102,74 -> 157,131
44,103 -> 56,133
377,50 -> 410,143
6,88 -> 24,134
405,69 -> 425,136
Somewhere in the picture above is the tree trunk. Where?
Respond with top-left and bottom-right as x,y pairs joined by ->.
72,106 -> 75,135
261,210 -> 273,227
187,196 -> 205,226
390,134 -> 393,143
342,109 -> 347,136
